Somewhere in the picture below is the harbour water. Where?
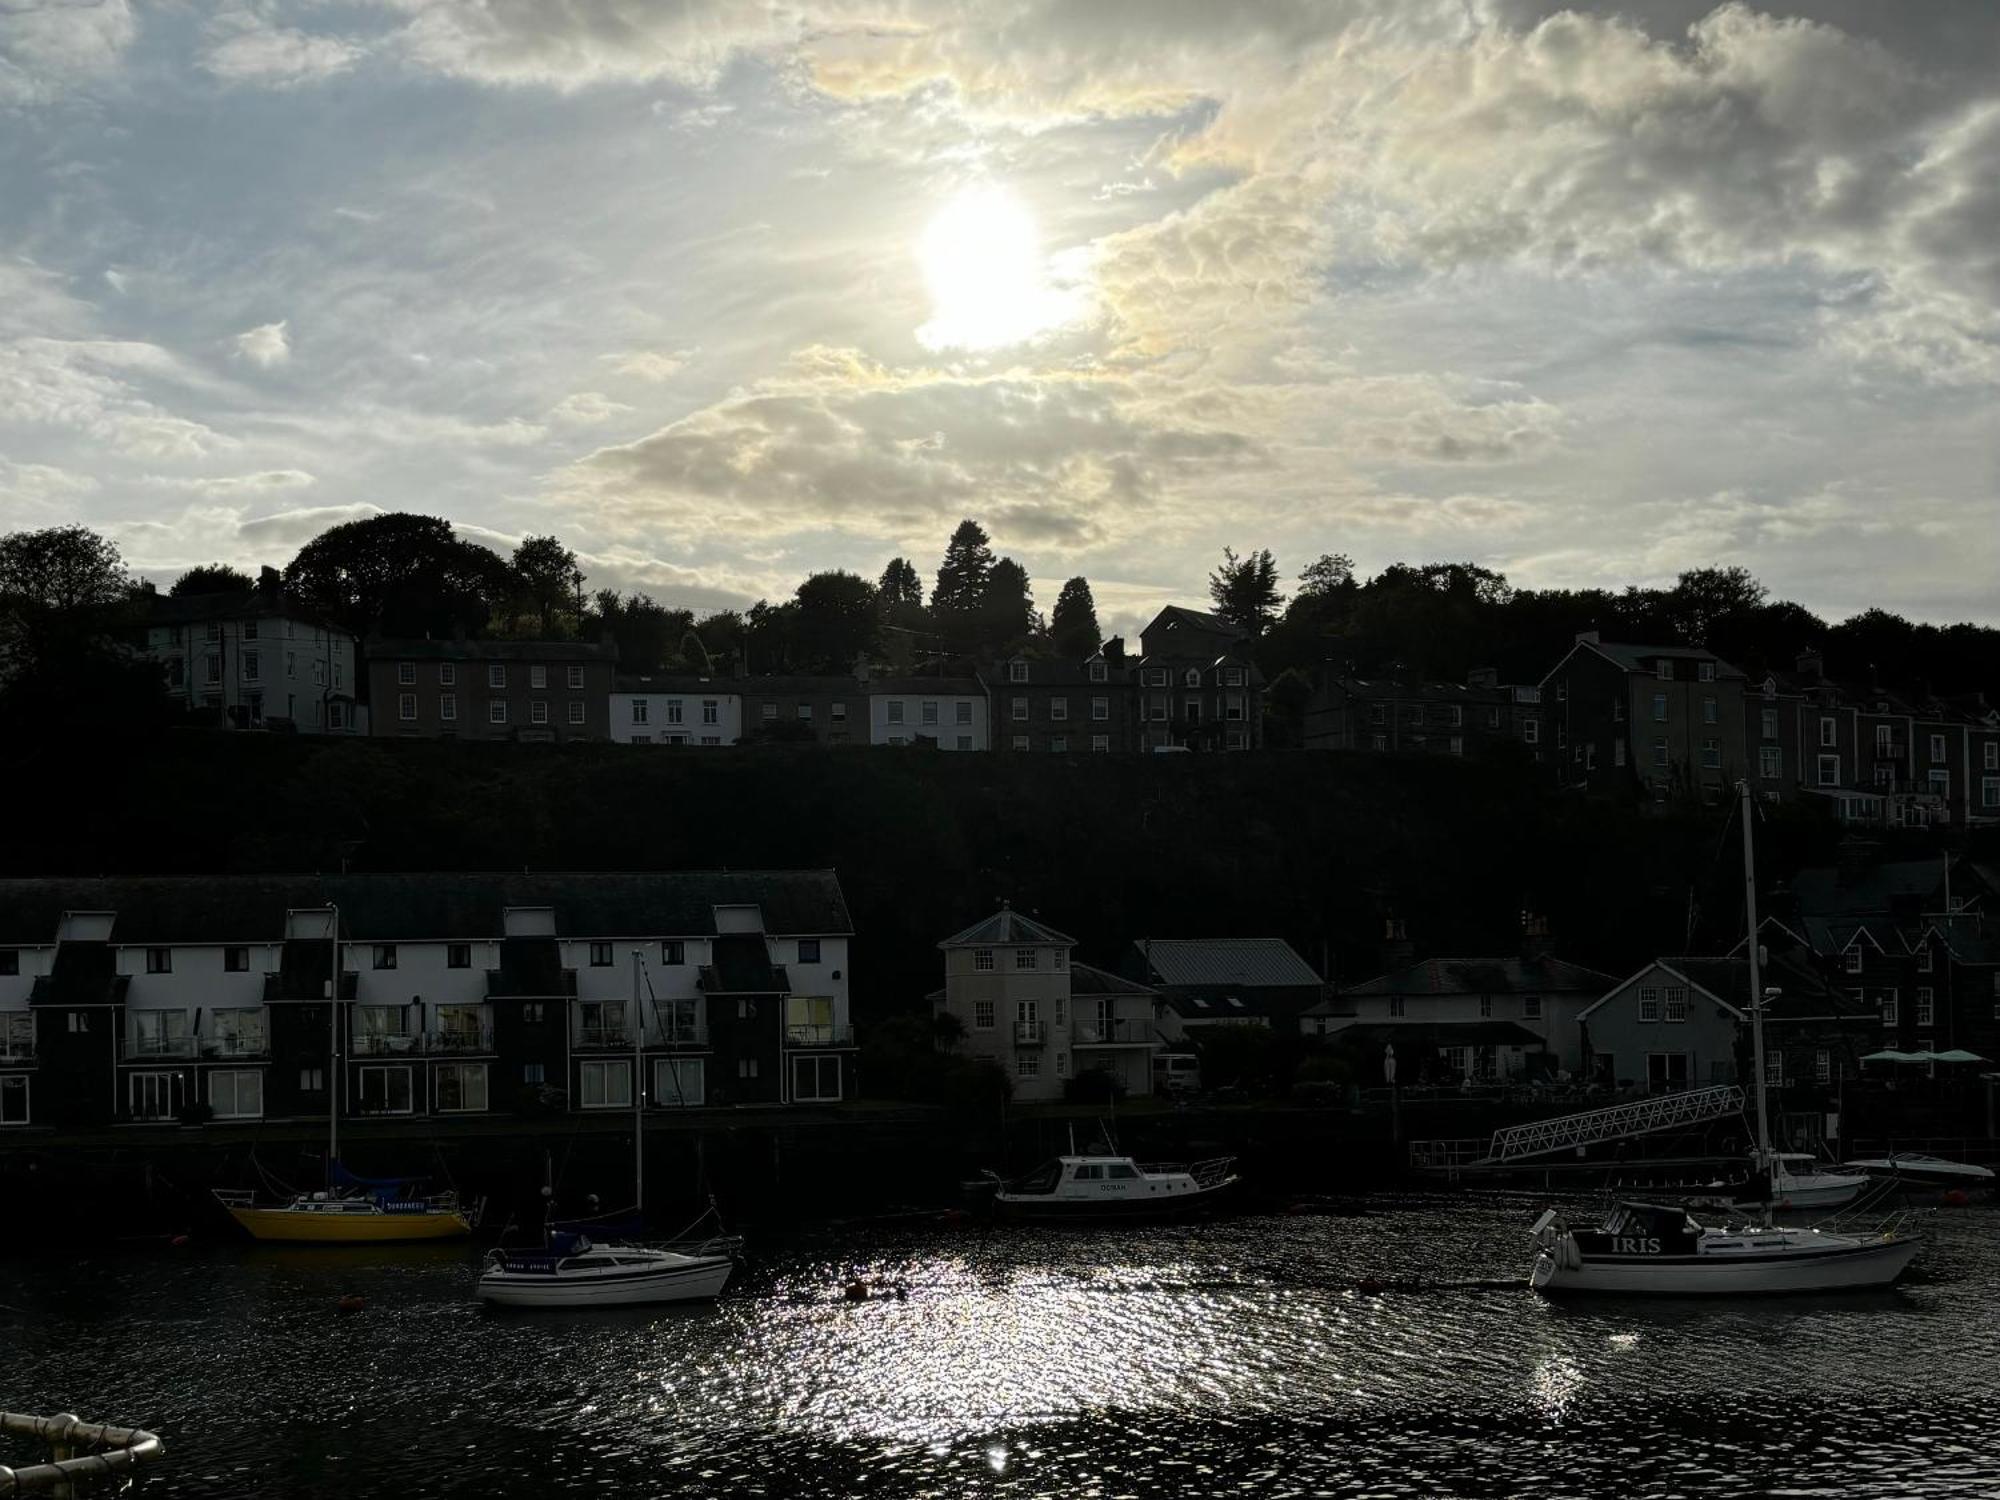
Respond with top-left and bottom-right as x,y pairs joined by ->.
9,1196 -> 1999,1498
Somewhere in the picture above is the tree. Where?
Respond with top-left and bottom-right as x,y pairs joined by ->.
1666,566 -> 1767,647
1207,546 -> 1283,637
877,557 -> 925,623
0,525 -> 169,734
1049,577 -> 1102,659
978,557 -> 1034,653
586,590 -> 693,675
169,564 -> 255,597
282,513 -> 514,640
931,519 -> 993,627
792,570 -> 881,673
511,535 -> 585,636
0,525 -> 130,613
1296,553 -> 1355,597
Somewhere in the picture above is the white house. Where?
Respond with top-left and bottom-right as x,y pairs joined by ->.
868,676 -> 990,750
612,675 -> 743,746
140,570 -> 360,733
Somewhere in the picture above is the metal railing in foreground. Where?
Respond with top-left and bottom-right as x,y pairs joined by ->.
0,1411 -> 164,1494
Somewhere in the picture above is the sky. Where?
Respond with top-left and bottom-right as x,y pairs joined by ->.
2,1 -> 1997,640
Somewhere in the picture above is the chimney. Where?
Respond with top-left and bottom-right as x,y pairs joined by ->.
257,565 -> 281,597
1795,648 -> 1824,683
1382,916 -> 1414,972
1521,910 -> 1552,963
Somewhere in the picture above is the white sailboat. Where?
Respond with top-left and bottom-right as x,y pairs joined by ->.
1531,781 -> 1921,1296
477,951 -> 736,1309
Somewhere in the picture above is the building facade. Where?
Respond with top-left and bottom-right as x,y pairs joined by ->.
140,573 -> 360,733
988,654 -> 1132,753
1132,608 -> 1265,751
867,676 -> 991,750
0,871 -> 856,1130
1541,633 -> 1749,805
612,676 -> 743,746
369,640 -> 618,742
1302,669 -> 1543,761
1130,936 -> 1325,1034
737,676 -> 870,745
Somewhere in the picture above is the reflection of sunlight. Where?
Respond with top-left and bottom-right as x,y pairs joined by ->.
1530,1355 -> 1584,1423
916,185 -> 1087,351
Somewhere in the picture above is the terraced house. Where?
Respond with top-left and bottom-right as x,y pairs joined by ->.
0,871 -> 857,1130
368,639 -> 617,741
990,652 -> 1133,753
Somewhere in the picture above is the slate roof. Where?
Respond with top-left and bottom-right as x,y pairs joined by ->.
1578,638 -> 1746,678
1341,956 -> 1614,998
146,588 -> 341,632
736,676 -> 862,695
1582,954 -> 1845,1021
939,908 -> 1077,949
1070,962 -> 1155,998
1335,1020 -> 1548,1048
699,932 -> 789,994
1789,857 -> 1951,917
1137,938 -> 1322,988
867,676 -> 985,695
368,639 -> 618,662
0,872 -> 853,945
1146,606 -> 1244,640
613,675 -> 733,694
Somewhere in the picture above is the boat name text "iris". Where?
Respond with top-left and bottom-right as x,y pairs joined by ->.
1613,1237 -> 1662,1254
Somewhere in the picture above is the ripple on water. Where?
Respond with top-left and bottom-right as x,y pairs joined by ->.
8,1197 -> 2000,1497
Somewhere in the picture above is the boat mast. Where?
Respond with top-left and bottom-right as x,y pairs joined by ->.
328,902 -> 340,1182
632,948 -> 644,1218
1739,781 -> 1774,1212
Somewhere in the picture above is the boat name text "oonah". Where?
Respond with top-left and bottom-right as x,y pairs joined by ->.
1613,1237 -> 1662,1254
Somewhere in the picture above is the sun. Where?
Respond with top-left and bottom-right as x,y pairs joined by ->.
916,185 -> 1083,352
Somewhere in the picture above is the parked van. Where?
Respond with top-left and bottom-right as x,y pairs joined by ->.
1152,1053 -> 1201,1094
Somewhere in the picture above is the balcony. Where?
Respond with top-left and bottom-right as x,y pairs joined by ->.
0,1040 -> 34,1063
350,1031 -> 419,1057
1073,1018 -> 1156,1046
657,1022 -> 709,1048
1872,741 -> 1907,759
785,1023 -> 854,1047
201,1035 -> 268,1059
1014,1020 -> 1046,1046
576,1025 -> 633,1050
425,1026 -> 495,1055
121,1034 -> 197,1061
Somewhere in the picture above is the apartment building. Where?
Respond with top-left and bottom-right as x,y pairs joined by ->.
737,676 -> 869,745
867,675 -> 991,750
368,639 -> 617,742
1541,633 -> 1748,805
612,676 -> 742,745
139,571 -> 360,733
0,871 -> 856,1129
1302,667 -> 1543,760
1131,607 -> 1264,751
930,907 -> 1163,1101
989,653 -> 1133,753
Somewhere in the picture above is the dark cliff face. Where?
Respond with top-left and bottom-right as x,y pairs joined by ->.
3,728 -> 1859,1022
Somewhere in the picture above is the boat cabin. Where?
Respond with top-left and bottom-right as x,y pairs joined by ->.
1572,1201 -> 1703,1258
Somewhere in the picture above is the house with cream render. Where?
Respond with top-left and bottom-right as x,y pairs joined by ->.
930,907 -> 1164,1101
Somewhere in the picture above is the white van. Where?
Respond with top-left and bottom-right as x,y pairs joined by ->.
1152,1053 -> 1201,1094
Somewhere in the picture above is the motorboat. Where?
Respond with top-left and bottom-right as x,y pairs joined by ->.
985,1153 -> 1238,1222
1842,1153 -> 1995,1199
1527,782 -> 1922,1295
476,1231 -> 735,1308
1529,1201 -> 1922,1295
216,1175 -> 475,1243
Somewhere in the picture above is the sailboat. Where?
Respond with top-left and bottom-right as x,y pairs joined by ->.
215,903 -> 475,1243
476,951 -> 736,1308
1530,782 -> 1921,1296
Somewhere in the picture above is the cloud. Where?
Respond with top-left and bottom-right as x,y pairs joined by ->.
202,8 -> 369,85
0,338 -> 229,458
603,348 -> 695,382
144,469 -> 318,496
0,0 -> 135,104
548,390 -> 633,425
233,320 -> 291,368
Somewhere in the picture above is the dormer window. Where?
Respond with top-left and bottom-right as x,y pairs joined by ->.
1698,661 -> 1715,682
1008,661 -> 1029,683
1087,660 -> 1107,682
1844,947 -> 1863,973
1656,660 -> 1673,681
1184,668 -> 1201,687
1223,667 -> 1245,687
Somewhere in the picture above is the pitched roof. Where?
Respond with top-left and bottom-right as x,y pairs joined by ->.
1579,954 -> 1843,1021
614,674 -> 734,694
1332,1020 -> 1548,1048
1137,937 -> 1321,989
146,588 -> 340,631
1584,638 -> 1745,677
0,872 -> 852,945
736,675 -> 863,695
1146,605 -> 1244,640
938,908 -> 1076,949
1340,956 -> 1614,998
867,677 -> 984,695
1789,857 -> 1950,917
1070,962 -> 1155,998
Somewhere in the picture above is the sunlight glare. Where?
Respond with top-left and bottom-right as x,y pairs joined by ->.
916,185 -> 1084,352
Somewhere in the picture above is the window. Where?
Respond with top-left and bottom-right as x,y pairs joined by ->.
920,700 -> 938,726
1664,989 -> 1688,1022
446,943 -> 471,969
1765,1054 -> 1784,1088
1985,776 -> 2000,809
560,665 -> 581,690
530,700 -> 549,725
1522,720 -> 1539,745
1701,739 -> 1721,769
947,701 -> 969,727
299,1066 -> 325,1092
797,938 -> 821,964
435,1063 -> 487,1113
204,1068 -> 263,1119
1646,1052 -> 1689,1090
1013,735 -> 1030,751
519,1062 -> 546,1086
1916,988 -> 1935,1026
242,620 -> 258,641
526,664 -> 546,690
974,999 -> 995,1030
0,1076 -> 27,1125
832,701 -> 848,722
440,695 -> 457,722
1702,697 -> 1717,725
1817,754 -> 1840,786
1146,669 -> 1167,687
1092,735 -> 1109,752
1523,995 -> 1542,1020
488,664 -> 506,689
68,1012 -> 90,1033
761,702 -> 777,722
1050,697 -> 1069,721
1651,693 -> 1668,722
796,703 -> 813,721
128,1071 -> 182,1121
662,940 -> 685,965
974,948 -> 994,972
1055,1052 -> 1070,1078
398,692 -> 418,722
792,1055 -> 842,1102
1016,1054 -> 1040,1079
1478,996 -> 1493,1019
1651,738 -> 1669,769
313,659 -> 325,686
887,701 -> 905,725
440,663 -> 456,686
1820,716 -> 1837,747
358,1066 -> 413,1114
1844,947 -> 1864,974
1090,696 -> 1109,722
1224,667 -> 1245,687
580,1060 -> 632,1108
397,662 -> 417,685
1929,733 -> 1946,763
1614,740 -> 1627,767
145,947 -> 172,974
1917,946 -> 1933,973
1883,994 -> 1899,1026
1639,987 -> 1660,1022
588,942 -> 614,967
1008,661 -> 1029,683
488,700 -> 507,725
1650,660 -> 1670,681
1015,948 -> 1038,970
957,736 -> 972,750
568,701 -> 585,725
632,699 -> 650,724
1760,746 -> 1782,779
1011,698 -> 1029,722
520,1003 -> 544,1024
1088,661 -> 1107,682
371,944 -> 396,970
224,946 -> 249,972
1051,735 -> 1068,753
654,1057 -> 705,1107
1388,996 -> 1406,1018
1372,734 -> 1388,751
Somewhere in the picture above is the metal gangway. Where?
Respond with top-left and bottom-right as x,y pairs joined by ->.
0,1411 -> 163,1494
1484,1084 -> 1746,1164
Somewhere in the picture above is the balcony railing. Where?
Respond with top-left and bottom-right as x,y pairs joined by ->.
1074,1018 -> 1155,1045
0,1040 -> 34,1062
351,1031 -> 419,1057
426,1027 -> 495,1055
658,1023 -> 708,1047
576,1025 -> 633,1049
785,1023 -> 854,1047
1014,1020 -> 1046,1045
201,1036 -> 268,1059
121,1035 -> 197,1060
1871,741 -> 1907,758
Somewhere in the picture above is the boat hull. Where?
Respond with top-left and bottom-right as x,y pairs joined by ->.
1532,1235 -> 1919,1295
226,1206 -> 473,1243
992,1179 -> 1237,1223
476,1256 -> 734,1308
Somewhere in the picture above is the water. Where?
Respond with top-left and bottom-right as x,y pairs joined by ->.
8,1197 -> 1999,1498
